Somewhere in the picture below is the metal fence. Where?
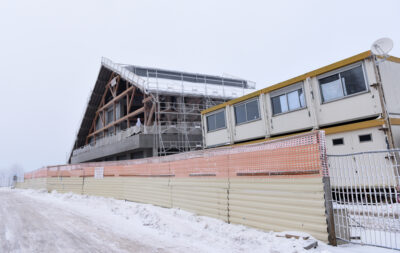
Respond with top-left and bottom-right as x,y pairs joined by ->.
328,149 -> 400,250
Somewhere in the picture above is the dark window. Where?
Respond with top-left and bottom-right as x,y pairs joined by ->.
359,134 -> 372,143
271,88 -> 305,115
234,99 -> 260,124
319,65 -> 367,102
206,110 -> 226,132
332,138 -> 344,146
95,117 -> 102,130
133,68 -> 148,76
106,109 -> 113,125
183,74 -> 197,82
215,111 -> 226,129
234,104 -> 246,124
206,114 -> 215,131
234,99 -> 260,125
246,100 -> 260,121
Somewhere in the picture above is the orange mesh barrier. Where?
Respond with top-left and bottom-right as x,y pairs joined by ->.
25,131 -> 328,179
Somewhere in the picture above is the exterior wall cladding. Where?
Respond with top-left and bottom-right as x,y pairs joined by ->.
69,59 -> 256,164
201,51 -> 400,155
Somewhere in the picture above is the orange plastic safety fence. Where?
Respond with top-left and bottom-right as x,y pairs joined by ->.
25,131 -> 328,179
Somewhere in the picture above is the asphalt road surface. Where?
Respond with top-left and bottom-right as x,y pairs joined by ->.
0,190 -> 167,253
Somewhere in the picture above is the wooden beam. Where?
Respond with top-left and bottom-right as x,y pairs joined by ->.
108,75 -> 119,98
86,72 -> 115,139
99,73 -> 116,107
127,87 -> 137,113
142,96 -> 152,103
88,107 -> 145,137
97,86 -> 135,113
126,93 -> 130,128
146,103 -> 156,126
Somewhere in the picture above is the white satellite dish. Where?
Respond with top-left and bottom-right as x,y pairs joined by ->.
371,37 -> 393,56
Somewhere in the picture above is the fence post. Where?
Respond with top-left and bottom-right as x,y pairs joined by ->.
317,131 -> 337,246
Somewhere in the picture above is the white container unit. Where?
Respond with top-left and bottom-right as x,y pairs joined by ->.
202,51 -> 400,152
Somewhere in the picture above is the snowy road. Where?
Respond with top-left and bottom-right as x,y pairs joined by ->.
0,190 -> 166,253
0,188 -> 397,253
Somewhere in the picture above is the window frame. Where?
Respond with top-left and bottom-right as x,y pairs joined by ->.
206,109 -> 227,133
270,82 -> 307,116
233,98 -> 261,126
317,62 -> 369,104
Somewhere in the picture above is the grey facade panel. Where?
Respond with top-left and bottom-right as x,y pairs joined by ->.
71,134 -> 154,164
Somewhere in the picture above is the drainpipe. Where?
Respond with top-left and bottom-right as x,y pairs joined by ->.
372,55 -> 395,149
305,77 -> 320,130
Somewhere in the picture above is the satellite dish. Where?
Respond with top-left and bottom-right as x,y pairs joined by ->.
371,37 -> 393,56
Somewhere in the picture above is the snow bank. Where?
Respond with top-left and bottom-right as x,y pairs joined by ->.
11,188 -> 396,253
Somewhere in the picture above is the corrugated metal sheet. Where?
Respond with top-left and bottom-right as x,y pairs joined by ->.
83,177 -> 124,199
123,177 -> 171,208
47,177 -> 83,194
171,178 -> 228,222
16,178 -> 47,189
15,175 -> 329,242
229,177 -> 328,242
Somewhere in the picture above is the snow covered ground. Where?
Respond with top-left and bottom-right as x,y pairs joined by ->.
0,188 -> 397,253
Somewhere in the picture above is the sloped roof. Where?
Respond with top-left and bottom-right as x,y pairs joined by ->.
68,58 -> 256,162
101,57 -> 256,98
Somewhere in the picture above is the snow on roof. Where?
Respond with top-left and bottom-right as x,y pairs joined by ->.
101,57 -> 256,99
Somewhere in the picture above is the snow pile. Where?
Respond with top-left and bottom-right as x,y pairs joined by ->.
12,188 -> 396,253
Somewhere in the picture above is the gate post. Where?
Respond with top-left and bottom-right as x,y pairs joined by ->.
317,131 -> 337,246
323,177 -> 337,246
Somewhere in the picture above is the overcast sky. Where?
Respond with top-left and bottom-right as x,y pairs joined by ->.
0,0 -> 399,172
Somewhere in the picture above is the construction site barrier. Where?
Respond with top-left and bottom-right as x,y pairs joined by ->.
17,131 -> 333,243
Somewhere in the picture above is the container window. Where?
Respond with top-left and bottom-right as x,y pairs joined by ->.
206,110 -> 226,132
332,138 -> 344,146
234,99 -> 260,125
271,88 -> 305,115
234,104 -> 246,124
359,134 -> 372,143
319,65 -> 367,102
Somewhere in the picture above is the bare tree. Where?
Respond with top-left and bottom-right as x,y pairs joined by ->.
0,164 -> 24,187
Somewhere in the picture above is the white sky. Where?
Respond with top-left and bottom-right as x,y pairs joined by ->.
0,0 -> 399,172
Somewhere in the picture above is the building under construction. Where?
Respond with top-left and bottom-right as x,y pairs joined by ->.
69,58 -> 255,164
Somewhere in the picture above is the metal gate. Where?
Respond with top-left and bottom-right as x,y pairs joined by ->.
328,149 -> 400,250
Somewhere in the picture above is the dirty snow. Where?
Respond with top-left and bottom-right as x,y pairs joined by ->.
0,188 -> 397,253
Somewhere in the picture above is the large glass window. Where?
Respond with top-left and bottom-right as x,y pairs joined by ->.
106,108 -> 113,125
206,110 -> 226,132
234,99 -> 260,125
319,65 -> 367,102
271,88 -> 305,115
